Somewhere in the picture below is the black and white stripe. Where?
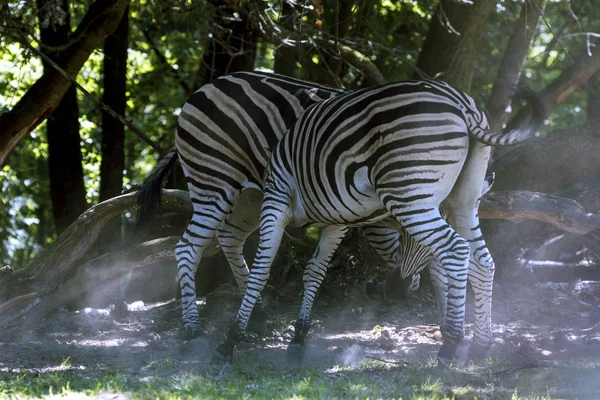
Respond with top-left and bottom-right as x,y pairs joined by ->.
217,79 -> 544,362
138,72 -> 429,339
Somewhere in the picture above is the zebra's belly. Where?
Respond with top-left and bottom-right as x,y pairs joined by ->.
290,186 -> 390,227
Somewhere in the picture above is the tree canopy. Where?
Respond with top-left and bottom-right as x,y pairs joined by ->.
0,0 -> 599,270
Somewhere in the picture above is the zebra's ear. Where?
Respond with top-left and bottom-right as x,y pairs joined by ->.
481,172 -> 495,197
306,88 -> 326,102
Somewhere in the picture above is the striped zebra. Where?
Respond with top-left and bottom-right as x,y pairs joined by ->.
137,71 -> 423,340
365,171 -> 495,301
215,79 -> 544,363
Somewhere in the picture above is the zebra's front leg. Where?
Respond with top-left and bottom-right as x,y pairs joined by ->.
214,196 -> 290,362
288,225 -> 348,361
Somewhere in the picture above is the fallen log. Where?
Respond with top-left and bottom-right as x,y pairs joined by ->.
522,260 -> 600,282
0,237 -> 179,322
5,188 -> 600,322
479,191 -> 600,236
4,190 -> 205,298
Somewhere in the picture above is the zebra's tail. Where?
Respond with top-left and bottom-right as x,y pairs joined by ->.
135,147 -> 178,236
472,85 -> 546,146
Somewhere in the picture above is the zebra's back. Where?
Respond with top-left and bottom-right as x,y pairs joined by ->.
176,71 -> 344,192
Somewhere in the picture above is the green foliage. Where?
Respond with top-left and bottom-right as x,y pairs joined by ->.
0,0 -> 597,267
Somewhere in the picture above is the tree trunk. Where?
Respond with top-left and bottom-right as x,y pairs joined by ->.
414,0 -> 496,92
37,0 -> 88,234
100,9 -> 128,203
273,1 -> 298,77
0,0 -> 130,166
98,8 -> 129,251
321,0 -> 355,83
491,123 -> 600,193
486,0 -> 548,131
586,74 -> 600,123
201,1 -> 258,85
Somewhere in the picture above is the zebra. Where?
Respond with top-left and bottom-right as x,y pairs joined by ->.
365,171 -> 495,301
214,79 -> 544,363
137,71 -> 424,340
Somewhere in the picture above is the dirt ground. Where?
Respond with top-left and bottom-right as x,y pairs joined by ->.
3,272 -> 600,398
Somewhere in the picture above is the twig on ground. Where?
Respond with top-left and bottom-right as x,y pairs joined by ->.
365,356 -> 411,366
215,363 -> 231,382
494,359 -> 557,376
436,357 -> 478,376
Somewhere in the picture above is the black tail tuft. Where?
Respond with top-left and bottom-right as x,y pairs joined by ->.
135,148 -> 179,239
474,84 -> 546,146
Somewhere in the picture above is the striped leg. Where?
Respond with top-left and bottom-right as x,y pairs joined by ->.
444,207 -> 495,360
362,225 -> 401,269
177,200 -> 232,339
428,259 -> 449,323
466,235 -> 495,360
381,202 -> 470,362
215,190 -> 290,360
288,225 -> 348,360
216,189 -> 267,335
462,218 -> 495,359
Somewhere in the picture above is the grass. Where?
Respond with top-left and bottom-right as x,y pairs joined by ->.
3,351 -> 597,399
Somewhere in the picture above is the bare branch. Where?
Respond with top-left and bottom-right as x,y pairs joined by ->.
0,0 -> 133,165
143,30 -> 193,97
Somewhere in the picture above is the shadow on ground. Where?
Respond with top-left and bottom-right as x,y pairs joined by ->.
2,280 -> 600,398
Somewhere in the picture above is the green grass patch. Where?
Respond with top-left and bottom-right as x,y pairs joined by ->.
2,354 -> 599,399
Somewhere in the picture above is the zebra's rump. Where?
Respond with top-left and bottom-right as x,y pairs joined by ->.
276,80 -> 475,226
176,71 -> 344,192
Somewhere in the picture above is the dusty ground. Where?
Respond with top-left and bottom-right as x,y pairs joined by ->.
2,273 -> 600,398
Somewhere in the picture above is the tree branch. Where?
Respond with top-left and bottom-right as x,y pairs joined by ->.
0,237 -> 180,322
142,30 -> 193,97
0,0 -> 132,166
507,51 -> 600,129
7,189 -> 199,299
480,190 -> 600,236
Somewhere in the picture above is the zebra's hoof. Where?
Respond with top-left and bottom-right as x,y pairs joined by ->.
287,343 -> 306,363
467,342 -> 491,362
213,343 -> 234,363
436,341 -> 458,362
184,326 -> 205,341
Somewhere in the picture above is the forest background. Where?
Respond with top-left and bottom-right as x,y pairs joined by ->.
0,0 -> 599,294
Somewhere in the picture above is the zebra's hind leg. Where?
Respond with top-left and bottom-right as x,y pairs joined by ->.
428,259 -> 449,324
444,204 -> 495,361
382,204 -> 470,363
466,252 -> 495,361
288,225 -> 348,361
177,199 -> 235,340
216,189 -> 267,336
214,192 -> 291,362
463,220 -> 495,361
